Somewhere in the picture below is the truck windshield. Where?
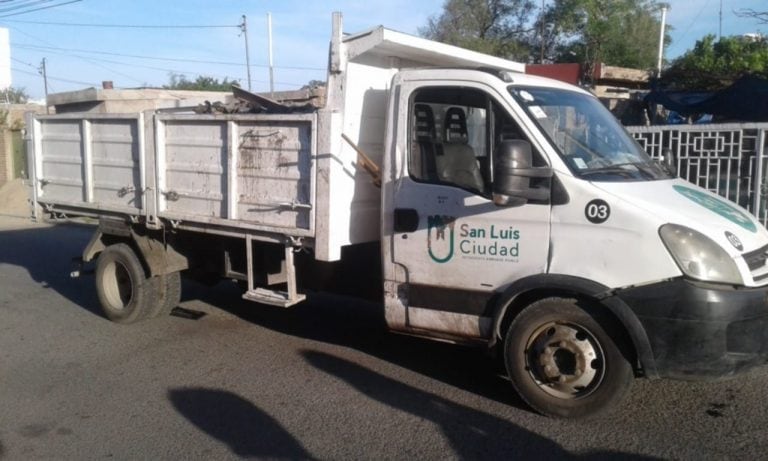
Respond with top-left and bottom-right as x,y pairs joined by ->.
509,86 -> 669,181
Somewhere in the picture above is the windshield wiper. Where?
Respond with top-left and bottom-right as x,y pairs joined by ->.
579,162 -> 655,179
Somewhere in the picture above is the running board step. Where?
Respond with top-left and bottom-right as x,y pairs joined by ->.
242,288 -> 306,308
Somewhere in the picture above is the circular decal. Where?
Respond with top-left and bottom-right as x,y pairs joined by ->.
725,231 -> 743,251
585,199 -> 610,224
673,185 -> 757,233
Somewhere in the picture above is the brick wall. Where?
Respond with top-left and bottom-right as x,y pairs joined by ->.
0,105 -> 46,185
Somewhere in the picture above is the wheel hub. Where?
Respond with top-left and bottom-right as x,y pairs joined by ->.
526,322 -> 605,399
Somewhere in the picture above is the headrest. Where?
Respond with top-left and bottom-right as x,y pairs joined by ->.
444,107 -> 468,144
414,104 -> 435,141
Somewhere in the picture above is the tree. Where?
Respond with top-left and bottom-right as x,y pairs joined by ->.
661,34 -> 768,89
164,73 -> 239,91
300,79 -> 325,90
420,0 -> 668,72
419,0 -> 536,61
539,0 -> 670,71
0,86 -> 29,104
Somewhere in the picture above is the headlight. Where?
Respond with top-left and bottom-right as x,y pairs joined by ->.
659,224 -> 743,285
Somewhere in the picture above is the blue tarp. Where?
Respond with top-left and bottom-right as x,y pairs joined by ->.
645,75 -> 768,122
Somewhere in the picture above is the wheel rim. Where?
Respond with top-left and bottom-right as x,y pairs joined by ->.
102,260 -> 133,310
524,321 -> 605,400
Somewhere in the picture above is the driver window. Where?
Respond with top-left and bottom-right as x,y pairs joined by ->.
409,87 -> 488,194
409,87 -> 539,194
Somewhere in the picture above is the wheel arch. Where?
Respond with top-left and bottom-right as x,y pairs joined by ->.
83,219 -> 189,278
491,274 -> 658,379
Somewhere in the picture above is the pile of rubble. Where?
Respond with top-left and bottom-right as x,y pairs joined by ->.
193,86 -> 326,115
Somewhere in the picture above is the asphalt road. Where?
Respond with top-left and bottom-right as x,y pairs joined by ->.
1,215 -> 767,460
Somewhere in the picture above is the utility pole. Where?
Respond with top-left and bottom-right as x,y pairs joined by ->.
267,12 -> 274,98
656,6 -> 667,78
539,0 -> 545,63
719,0 -> 723,39
39,57 -> 49,114
240,15 -> 252,91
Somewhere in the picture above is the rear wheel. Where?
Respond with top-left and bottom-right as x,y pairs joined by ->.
95,243 -> 159,324
149,271 -> 182,318
504,297 -> 633,419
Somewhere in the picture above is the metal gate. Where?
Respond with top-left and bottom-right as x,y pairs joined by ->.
627,124 -> 768,227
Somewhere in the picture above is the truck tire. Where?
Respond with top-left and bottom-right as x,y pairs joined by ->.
95,243 -> 159,324
504,297 -> 633,419
149,271 -> 182,318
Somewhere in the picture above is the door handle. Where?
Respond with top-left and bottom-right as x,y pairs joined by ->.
394,208 -> 419,233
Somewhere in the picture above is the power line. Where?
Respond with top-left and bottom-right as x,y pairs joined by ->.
14,46 -> 307,88
7,16 -> 314,91
11,55 -> 37,69
13,66 -> 97,87
0,0 -> 81,18
9,25 -> 145,85
13,43 -> 327,71
15,42 -> 242,83
0,18 -> 238,28
0,0 -> 54,14
676,0 -> 712,44
15,43 -> 246,66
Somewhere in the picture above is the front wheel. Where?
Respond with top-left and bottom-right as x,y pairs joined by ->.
504,297 -> 633,419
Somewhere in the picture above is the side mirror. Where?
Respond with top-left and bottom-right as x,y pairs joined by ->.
659,147 -> 678,176
493,140 -> 553,207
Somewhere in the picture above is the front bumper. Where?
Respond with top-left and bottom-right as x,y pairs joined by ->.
617,278 -> 768,379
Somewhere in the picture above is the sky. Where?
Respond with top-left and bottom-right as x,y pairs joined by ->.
1,0 -> 766,100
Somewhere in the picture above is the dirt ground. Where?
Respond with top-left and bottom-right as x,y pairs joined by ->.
0,179 -> 31,218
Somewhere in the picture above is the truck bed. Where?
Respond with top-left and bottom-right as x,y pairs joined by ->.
29,112 -> 317,238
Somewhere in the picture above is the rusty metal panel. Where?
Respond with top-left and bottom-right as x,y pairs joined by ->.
236,120 -> 313,230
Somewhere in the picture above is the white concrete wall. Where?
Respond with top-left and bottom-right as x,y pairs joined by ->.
0,28 -> 10,91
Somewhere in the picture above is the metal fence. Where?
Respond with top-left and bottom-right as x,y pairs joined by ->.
627,124 -> 768,227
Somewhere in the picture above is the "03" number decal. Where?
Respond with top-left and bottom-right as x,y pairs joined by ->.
585,199 -> 610,224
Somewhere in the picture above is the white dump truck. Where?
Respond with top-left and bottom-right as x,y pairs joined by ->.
27,13 -> 768,418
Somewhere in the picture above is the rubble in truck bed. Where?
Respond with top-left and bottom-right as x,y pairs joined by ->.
193,85 -> 327,114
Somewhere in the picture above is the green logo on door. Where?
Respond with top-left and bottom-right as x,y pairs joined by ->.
673,185 -> 757,233
427,215 -> 456,263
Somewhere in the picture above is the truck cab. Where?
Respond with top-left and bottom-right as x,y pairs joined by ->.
381,68 -> 768,418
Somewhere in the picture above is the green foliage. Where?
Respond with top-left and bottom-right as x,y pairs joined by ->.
419,0 -> 536,61
543,0 -> 669,70
164,73 -> 239,91
0,86 -> 30,104
420,0 -> 668,72
300,79 -> 325,90
662,35 -> 768,89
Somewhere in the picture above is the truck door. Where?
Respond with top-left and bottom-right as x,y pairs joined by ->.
389,84 -> 551,339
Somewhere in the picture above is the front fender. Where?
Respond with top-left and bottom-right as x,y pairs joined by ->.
491,273 -> 658,379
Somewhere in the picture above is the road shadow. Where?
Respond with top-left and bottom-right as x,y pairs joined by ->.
168,387 -> 314,460
184,278 -> 524,411
302,350 -> 656,460
0,221 -> 101,316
